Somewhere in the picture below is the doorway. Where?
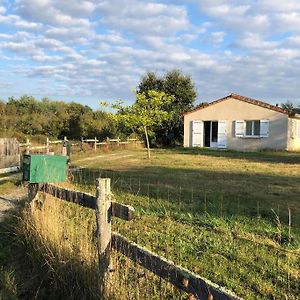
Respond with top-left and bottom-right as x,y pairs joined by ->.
204,121 -> 218,148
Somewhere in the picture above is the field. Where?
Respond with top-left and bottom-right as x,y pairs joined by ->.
70,148 -> 300,299
1,147 -> 300,299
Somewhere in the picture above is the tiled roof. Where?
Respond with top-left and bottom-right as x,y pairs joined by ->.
183,93 -> 289,116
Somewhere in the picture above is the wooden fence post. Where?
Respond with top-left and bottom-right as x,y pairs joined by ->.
95,178 -> 112,297
46,137 -> 49,154
28,183 -> 39,211
80,137 -> 84,151
26,138 -> 30,155
94,137 -> 97,151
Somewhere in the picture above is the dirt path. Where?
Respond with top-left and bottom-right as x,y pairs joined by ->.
74,153 -> 134,168
0,187 -> 27,221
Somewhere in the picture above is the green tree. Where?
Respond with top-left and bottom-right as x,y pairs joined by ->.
137,70 -> 197,146
281,101 -> 300,114
103,90 -> 174,159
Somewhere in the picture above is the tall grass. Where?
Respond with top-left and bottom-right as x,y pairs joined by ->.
12,192 -> 186,299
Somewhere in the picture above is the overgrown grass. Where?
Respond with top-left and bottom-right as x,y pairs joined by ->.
1,148 -> 299,299
69,148 -> 300,299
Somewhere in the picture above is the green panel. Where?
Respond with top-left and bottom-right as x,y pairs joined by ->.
23,154 -> 67,183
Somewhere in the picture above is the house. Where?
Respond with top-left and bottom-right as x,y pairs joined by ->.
183,93 -> 300,151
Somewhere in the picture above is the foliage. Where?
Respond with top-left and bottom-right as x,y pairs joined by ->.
70,148 -> 300,299
281,101 -> 300,114
106,90 -> 174,158
111,91 -> 174,129
0,95 -> 116,141
137,70 -> 197,146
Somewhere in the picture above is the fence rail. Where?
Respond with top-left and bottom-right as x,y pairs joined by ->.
29,179 -> 242,300
18,136 -> 143,154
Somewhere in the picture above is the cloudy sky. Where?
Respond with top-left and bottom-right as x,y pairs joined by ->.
0,0 -> 300,108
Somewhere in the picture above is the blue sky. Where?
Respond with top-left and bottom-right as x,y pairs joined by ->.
0,0 -> 300,108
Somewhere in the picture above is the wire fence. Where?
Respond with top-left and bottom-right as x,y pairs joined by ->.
65,166 -> 300,300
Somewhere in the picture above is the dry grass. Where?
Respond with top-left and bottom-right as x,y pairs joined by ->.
1,147 -> 299,299
6,191 -> 186,299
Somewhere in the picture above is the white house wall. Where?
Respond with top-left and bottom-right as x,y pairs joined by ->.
287,118 -> 300,151
184,97 -> 289,151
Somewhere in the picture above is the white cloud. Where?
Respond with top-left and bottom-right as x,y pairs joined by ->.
0,0 -> 299,105
15,0 -> 92,27
0,5 -> 6,14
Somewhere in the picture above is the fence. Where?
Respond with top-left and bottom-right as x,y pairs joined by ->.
81,137 -> 143,151
0,138 -> 20,174
19,137 -> 68,155
19,137 -> 143,155
28,179 -> 242,300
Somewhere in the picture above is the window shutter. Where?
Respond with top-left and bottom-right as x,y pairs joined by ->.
218,120 -> 227,148
192,121 -> 203,147
235,120 -> 245,137
260,120 -> 269,137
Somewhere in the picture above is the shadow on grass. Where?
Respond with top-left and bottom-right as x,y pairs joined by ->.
72,165 -> 300,227
169,147 -> 300,165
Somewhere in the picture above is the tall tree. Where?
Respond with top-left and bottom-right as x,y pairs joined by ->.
137,70 -> 197,146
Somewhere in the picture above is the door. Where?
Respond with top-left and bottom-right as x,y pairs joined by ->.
217,120 -> 227,148
192,121 -> 203,147
210,121 -> 218,148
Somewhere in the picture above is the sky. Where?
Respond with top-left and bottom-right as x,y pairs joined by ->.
0,0 -> 300,108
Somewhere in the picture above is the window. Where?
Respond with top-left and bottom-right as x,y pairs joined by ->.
235,120 -> 269,138
245,120 -> 260,136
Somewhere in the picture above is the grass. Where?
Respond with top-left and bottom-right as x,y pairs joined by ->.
70,147 -> 300,299
1,147 -> 299,299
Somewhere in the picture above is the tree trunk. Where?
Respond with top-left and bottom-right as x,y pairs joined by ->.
144,125 -> 150,159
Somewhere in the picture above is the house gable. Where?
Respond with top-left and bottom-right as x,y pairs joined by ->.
184,93 -> 289,116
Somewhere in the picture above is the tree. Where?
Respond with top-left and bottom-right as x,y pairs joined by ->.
103,90 -> 174,159
281,101 -> 300,114
137,70 -> 197,146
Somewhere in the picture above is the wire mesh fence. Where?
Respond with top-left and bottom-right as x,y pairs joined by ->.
65,166 -> 300,299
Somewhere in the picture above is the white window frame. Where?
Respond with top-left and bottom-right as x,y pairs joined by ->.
245,120 -> 260,137
235,119 -> 269,138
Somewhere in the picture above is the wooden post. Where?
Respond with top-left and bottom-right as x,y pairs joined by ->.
117,137 -> 120,147
26,138 -> 30,155
94,137 -> 97,151
28,183 -> 40,211
95,178 -> 112,297
46,137 -> 49,154
80,137 -> 84,151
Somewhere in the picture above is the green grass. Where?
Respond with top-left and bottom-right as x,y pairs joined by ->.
1,148 -> 299,299
70,148 -> 300,299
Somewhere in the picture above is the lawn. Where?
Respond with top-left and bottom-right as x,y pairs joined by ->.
69,148 -> 300,299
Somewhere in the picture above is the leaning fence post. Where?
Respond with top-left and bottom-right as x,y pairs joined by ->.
95,178 -> 112,297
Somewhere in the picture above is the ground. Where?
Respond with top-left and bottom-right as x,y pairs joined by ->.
0,174 -> 25,220
71,148 -> 300,299
0,148 -> 300,299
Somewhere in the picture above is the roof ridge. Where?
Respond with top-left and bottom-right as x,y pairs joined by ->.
184,93 -> 290,116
